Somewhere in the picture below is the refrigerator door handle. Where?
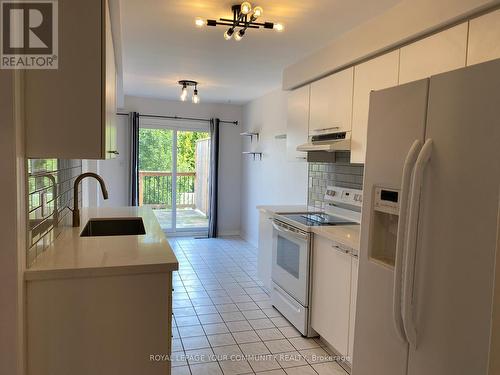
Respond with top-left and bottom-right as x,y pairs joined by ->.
402,138 -> 433,348
393,139 -> 422,343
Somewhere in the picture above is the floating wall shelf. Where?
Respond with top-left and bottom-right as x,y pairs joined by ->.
274,134 -> 287,140
242,151 -> 263,160
240,132 -> 259,143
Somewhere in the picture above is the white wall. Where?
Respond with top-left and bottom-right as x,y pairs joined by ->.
87,96 -> 243,236
283,0 -> 499,89
240,90 -> 308,246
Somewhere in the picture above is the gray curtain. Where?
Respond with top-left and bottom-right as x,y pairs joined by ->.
208,118 -> 220,238
130,112 -> 140,206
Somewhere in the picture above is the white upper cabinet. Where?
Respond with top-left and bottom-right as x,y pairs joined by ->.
399,23 -> 468,84
311,235 -> 351,356
286,85 -> 310,161
25,0 -> 117,160
467,9 -> 500,66
309,67 -> 354,135
350,51 -> 400,164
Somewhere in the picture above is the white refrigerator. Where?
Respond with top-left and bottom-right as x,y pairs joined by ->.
352,59 -> 500,375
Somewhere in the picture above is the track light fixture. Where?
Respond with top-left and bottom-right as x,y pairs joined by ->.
196,2 -> 284,41
178,80 -> 200,104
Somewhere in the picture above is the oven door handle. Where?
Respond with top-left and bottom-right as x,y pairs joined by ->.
272,221 -> 309,241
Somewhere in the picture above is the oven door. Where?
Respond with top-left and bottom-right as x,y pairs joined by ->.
271,220 -> 311,306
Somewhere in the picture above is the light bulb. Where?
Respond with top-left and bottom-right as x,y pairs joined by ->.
235,29 -> 245,41
180,86 -> 188,101
252,6 -> 263,18
192,89 -> 200,104
195,18 -> 204,27
273,23 -> 284,32
224,28 -> 234,40
240,1 -> 252,15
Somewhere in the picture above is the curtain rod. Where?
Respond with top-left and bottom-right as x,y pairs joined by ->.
116,112 -> 238,126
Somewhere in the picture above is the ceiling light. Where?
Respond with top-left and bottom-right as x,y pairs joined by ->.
178,80 -> 199,104
224,28 -> 234,40
202,4 -> 284,41
195,18 -> 204,27
273,23 -> 284,32
235,29 -> 245,41
192,87 -> 200,104
252,6 -> 263,18
180,84 -> 187,101
240,2 -> 252,15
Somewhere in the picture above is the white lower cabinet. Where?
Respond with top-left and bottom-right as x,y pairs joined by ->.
348,256 -> 359,363
311,235 -> 352,356
258,210 -> 274,291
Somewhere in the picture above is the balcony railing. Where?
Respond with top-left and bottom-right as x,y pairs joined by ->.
138,171 -> 196,208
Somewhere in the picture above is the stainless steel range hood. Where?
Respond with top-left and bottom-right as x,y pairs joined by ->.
297,130 -> 351,153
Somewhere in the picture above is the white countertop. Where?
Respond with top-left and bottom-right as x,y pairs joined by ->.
257,205 -> 311,214
25,207 -> 179,281
311,225 -> 361,252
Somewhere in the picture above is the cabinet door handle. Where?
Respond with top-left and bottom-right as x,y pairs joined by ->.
107,150 -> 119,155
316,126 -> 340,132
332,244 -> 349,254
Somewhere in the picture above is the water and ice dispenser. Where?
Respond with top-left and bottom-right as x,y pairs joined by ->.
370,187 -> 400,267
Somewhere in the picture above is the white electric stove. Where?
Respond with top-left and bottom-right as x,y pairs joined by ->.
270,186 -> 362,337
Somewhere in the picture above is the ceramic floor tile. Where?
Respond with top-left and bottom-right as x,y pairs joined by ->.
231,295 -> 253,303
177,324 -> 205,338
172,365 -> 191,375
242,310 -> 267,320
249,318 -> 275,330
270,317 -> 292,328
198,313 -> 223,324
220,311 -> 246,322
278,327 -> 301,338
256,328 -> 285,341
175,315 -> 200,327
170,352 -> 187,367
288,337 -> 321,350
239,342 -> 271,356
235,302 -> 260,311
275,351 -> 308,368
172,338 -> 183,352
213,344 -> 243,359
190,362 -> 224,375
216,304 -> 240,313
226,320 -> 253,333
312,361 -> 349,375
185,347 -> 216,365
248,357 -> 281,373
284,365 -> 317,375
255,370 -> 286,375
264,339 -> 296,354
232,330 -> 261,344
219,359 -> 253,375
203,323 -> 230,335
262,308 -> 282,318
181,335 -> 210,350
300,347 -> 333,364
195,305 -> 219,315
207,333 -> 236,347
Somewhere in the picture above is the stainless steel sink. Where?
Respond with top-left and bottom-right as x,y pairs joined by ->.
80,217 -> 146,237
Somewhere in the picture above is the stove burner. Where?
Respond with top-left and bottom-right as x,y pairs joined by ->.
280,213 -> 357,227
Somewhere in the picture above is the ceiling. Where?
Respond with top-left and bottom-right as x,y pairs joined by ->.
121,0 -> 401,104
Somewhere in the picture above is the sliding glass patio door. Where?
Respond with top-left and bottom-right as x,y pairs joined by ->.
138,122 -> 210,235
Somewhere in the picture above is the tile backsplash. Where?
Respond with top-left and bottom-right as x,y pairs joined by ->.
308,152 -> 364,209
27,159 -> 82,265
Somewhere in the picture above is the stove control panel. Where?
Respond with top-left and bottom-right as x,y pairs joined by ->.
324,186 -> 363,207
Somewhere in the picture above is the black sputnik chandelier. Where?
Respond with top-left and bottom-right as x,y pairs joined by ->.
195,2 -> 284,41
